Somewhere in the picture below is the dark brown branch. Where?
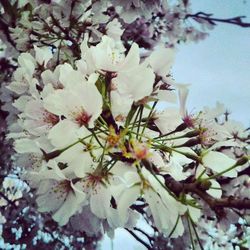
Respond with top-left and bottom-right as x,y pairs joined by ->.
0,191 -> 17,208
0,17 -> 17,49
165,176 -> 250,211
186,12 -> 250,28
125,228 -> 152,250
133,227 -> 155,243
50,14 -> 81,57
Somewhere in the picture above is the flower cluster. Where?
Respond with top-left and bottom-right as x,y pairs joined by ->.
4,32 -> 249,240
1,0 -> 250,249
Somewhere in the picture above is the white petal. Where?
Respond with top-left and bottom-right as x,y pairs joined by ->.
90,185 -> 112,219
154,108 -> 182,134
73,83 -> 103,128
207,179 -> 222,198
117,43 -> 140,71
188,206 -> 201,223
117,185 -> 140,224
58,144 -> 94,177
14,138 -> 41,153
48,120 -> 81,149
157,89 -> 177,103
148,47 -> 175,77
114,64 -> 155,102
18,53 -> 36,76
202,151 -> 237,178
13,95 -> 32,111
53,191 -> 86,226
59,63 -> 85,88
34,45 -> 53,66
7,81 -> 28,95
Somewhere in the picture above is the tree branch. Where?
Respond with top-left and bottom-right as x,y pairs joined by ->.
0,191 -> 17,208
186,12 -> 250,28
0,17 -> 17,49
125,228 -> 152,250
165,176 -> 250,212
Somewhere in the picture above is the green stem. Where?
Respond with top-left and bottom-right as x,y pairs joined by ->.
136,106 -> 144,140
168,215 -> 180,238
140,101 -> 158,139
189,212 -> 204,250
187,213 -> 195,250
202,163 -> 237,181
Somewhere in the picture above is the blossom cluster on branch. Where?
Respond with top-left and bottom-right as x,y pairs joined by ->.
0,0 -> 250,249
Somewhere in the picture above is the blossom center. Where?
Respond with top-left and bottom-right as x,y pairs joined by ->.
43,111 -> 59,126
75,110 -> 92,126
130,140 -> 151,160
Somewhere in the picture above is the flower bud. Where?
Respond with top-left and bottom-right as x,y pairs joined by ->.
175,138 -> 200,148
235,156 -> 249,166
199,180 -> 212,191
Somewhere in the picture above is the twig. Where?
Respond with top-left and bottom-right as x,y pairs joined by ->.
186,12 -> 250,28
125,228 -> 152,250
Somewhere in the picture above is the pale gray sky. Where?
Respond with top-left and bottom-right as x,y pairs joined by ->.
173,0 -> 250,126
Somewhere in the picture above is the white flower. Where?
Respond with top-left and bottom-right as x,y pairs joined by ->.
22,99 -> 59,136
35,163 -> 87,226
78,36 -> 155,124
77,169 -> 118,220
116,167 -> 186,236
44,80 -> 103,134
112,62 -> 155,102
7,67 -> 33,95
7,46 -> 53,95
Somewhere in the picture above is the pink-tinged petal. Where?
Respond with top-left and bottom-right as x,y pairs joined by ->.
74,83 -> 103,128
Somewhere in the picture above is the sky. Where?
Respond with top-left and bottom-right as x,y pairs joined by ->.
173,0 -> 250,126
101,1 -> 250,249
